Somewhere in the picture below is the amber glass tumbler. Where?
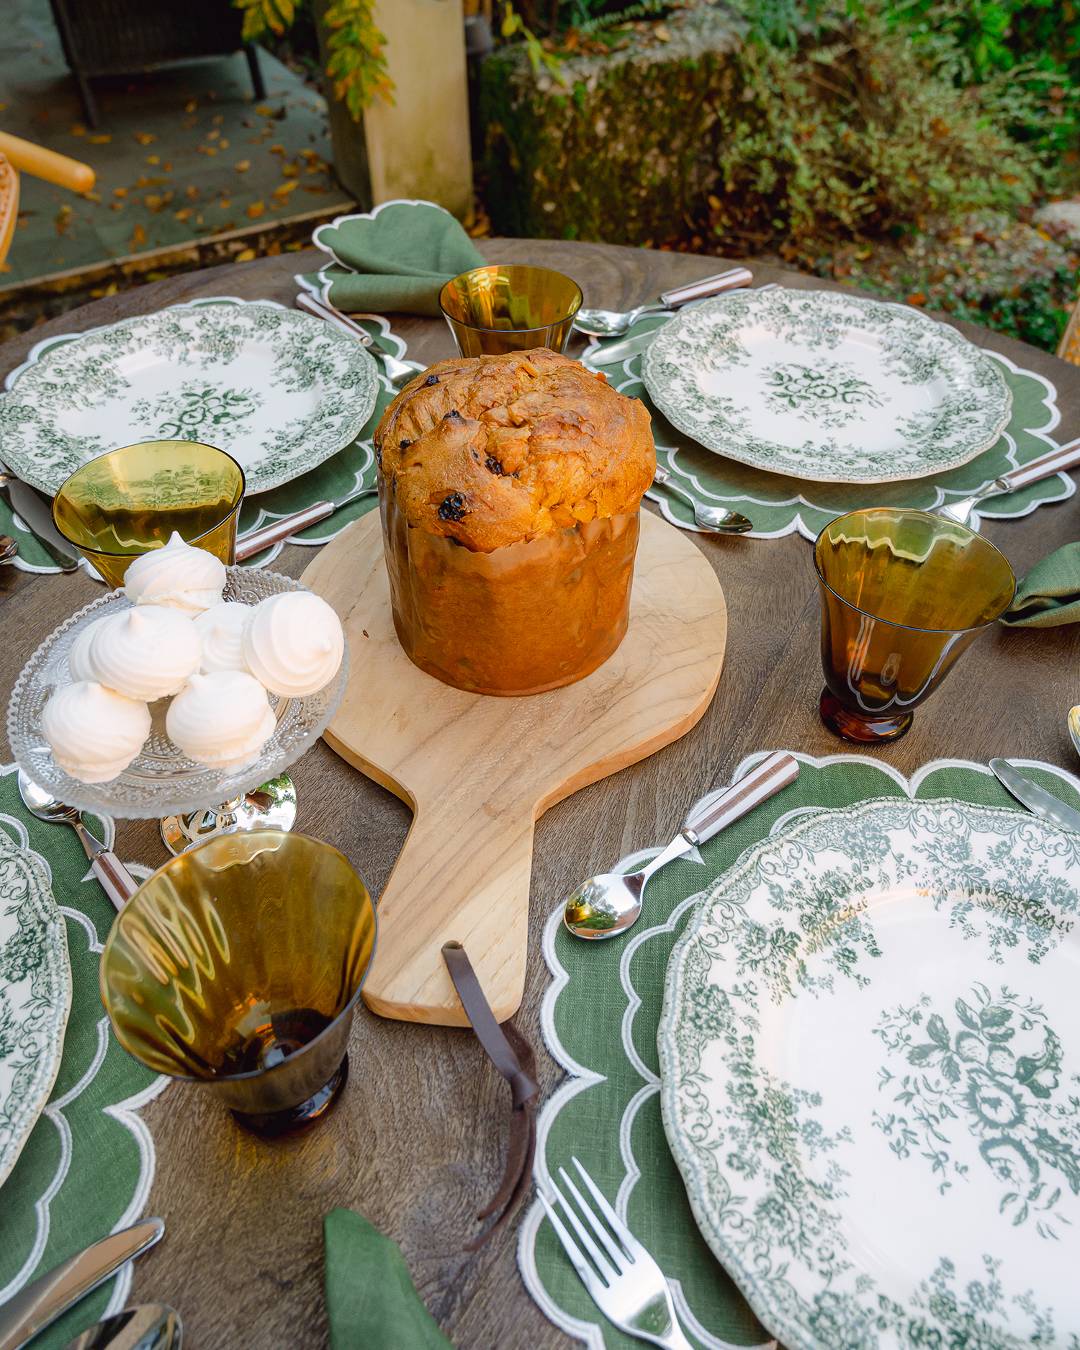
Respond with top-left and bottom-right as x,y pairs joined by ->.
53,440 -> 244,588
439,264 -> 583,356
813,508 -> 1015,743
100,831 -> 376,1137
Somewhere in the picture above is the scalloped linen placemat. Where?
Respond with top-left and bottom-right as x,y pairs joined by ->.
517,751 -> 1080,1349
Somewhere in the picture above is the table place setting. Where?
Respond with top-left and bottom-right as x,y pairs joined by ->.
0,196 -> 1078,1350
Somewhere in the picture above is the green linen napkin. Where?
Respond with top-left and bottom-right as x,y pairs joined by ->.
308,200 -> 484,316
324,1208 -> 453,1349
1002,541 -> 1080,627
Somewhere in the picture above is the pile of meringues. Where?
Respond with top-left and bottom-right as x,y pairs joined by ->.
43,532 -> 344,783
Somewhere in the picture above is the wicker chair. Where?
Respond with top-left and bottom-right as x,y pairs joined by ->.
48,0 -> 266,128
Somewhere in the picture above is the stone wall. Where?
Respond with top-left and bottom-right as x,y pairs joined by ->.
478,7 -> 744,245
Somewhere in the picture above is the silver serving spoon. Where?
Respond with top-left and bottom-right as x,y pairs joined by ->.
18,770 -> 139,910
652,467 -> 753,534
573,267 -> 753,338
295,291 -> 419,384
0,534 -> 17,565
1069,706 -> 1080,761
66,1303 -> 181,1350
563,752 -> 800,939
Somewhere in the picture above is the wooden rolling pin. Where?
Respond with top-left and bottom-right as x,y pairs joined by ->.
0,130 -> 95,194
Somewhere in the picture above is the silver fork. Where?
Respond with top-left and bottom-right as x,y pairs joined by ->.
295,291 -> 420,385
939,437 -> 1080,528
539,1157 -> 694,1349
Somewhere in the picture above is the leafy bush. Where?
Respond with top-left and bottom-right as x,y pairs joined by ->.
710,6 -> 1041,263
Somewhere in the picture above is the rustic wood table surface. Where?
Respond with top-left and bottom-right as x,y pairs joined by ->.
2,239 -> 1078,1349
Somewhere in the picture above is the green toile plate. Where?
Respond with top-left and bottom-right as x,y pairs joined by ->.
0,296 -> 378,497
0,763 -> 163,1348
1,307 -> 405,575
641,288 -> 1011,483
584,314 -> 1073,540
517,753 -> 1080,1349
0,835 -> 70,1188
660,790 -> 1080,1348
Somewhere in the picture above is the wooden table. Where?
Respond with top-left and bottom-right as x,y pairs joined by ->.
2,240 -> 1077,1348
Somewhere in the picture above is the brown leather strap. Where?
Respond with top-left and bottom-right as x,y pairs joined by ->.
442,941 -> 539,1250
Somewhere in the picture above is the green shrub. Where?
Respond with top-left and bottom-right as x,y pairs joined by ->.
710,6 -> 1041,263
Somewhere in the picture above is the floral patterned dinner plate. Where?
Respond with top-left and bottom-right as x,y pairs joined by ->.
642,288 -> 1012,483
0,832 -> 71,1188
658,797 -> 1080,1349
0,298 -> 379,496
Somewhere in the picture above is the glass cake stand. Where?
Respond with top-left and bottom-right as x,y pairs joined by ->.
7,569 -> 347,855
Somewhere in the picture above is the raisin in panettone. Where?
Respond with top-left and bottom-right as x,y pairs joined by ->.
374,347 -> 655,695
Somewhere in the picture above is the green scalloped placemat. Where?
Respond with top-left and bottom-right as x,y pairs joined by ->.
517,752 -> 1080,1348
582,315 -> 1074,541
1,297 -> 409,575
0,763 -> 163,1348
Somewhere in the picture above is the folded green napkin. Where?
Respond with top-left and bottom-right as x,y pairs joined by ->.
324,1208 -> 453,1349
1002,541 -> 1080,628
305,200 -> 484,316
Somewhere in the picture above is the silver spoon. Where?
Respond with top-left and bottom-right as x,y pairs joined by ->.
0,534 -> 17,565
1069,706 -> 1080,761
573,267 -> 753,338
563,752 -> 800,939
66,1303 -> 181,1350
18,770 -> 139,911
652,466 -> 753,534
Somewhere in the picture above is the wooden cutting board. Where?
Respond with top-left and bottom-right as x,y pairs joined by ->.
301,508 -> 727,1026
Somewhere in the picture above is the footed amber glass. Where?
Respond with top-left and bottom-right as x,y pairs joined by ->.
439,264 -> 582,356
100,831 -> 375,1137
814,508 -> 1015,744
53,439 -> 244,588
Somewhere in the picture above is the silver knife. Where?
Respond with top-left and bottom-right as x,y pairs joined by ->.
234,483 -> 378,562
0,471 -> 80,572
586,330 -> 659,368
0,1219 -> 164,1350
989,759 -> 1080,834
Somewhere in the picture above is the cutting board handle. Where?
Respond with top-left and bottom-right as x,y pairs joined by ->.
362,790 -> 537,1026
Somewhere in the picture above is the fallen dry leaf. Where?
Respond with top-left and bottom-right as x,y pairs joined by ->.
246,201 -> 266,219
174,207 -> 193,222
145,154 -> 160,165
134,132 -> 156,145
255,104 -> 273,117
130,223 -> 147,249
273,180 -> 299,199
110,201 -> 124,212
235,248 -> 256,262
235,159 -> 251,173
212,113 -> 224,126
70,122 -> 86,137
184,99 -> 197,114
86,133 -> 111,144
113,186 -> 127,198
55,204 -> 73,235
207,129 -> 220,141
219,138 -> 230,150
219,197 -> 233,210
185,185 -> 200,201
270,144 -> 285,156
281,161 -> 300,178
197,145 -> 218,157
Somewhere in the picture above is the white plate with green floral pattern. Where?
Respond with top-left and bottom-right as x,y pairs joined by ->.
642,288 -> 1012,483
658,797 -> 1080,1349
0,832 -> 71,1188
0,298 -> 379,496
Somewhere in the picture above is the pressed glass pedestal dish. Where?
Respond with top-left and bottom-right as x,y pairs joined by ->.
7,568 -> 347,852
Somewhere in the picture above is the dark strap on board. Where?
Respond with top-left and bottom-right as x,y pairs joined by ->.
442,941 -> 539,1250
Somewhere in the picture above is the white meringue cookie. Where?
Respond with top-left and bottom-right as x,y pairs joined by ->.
243,591 -> 344,698
166,671 -> 277,771
192,602 -> 252,674
123,531 -> 226,615
42,681 -> 151,783
67,617 -> 107,683
90,605 -> 201,702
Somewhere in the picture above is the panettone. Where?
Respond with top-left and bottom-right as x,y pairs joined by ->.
373,347 -> 655,695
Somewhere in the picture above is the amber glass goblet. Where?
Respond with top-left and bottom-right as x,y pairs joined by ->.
439,264 -> 583,356
52,440 -> 245,588
100,831 -> 376,1138
813,507 -> 1015,744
